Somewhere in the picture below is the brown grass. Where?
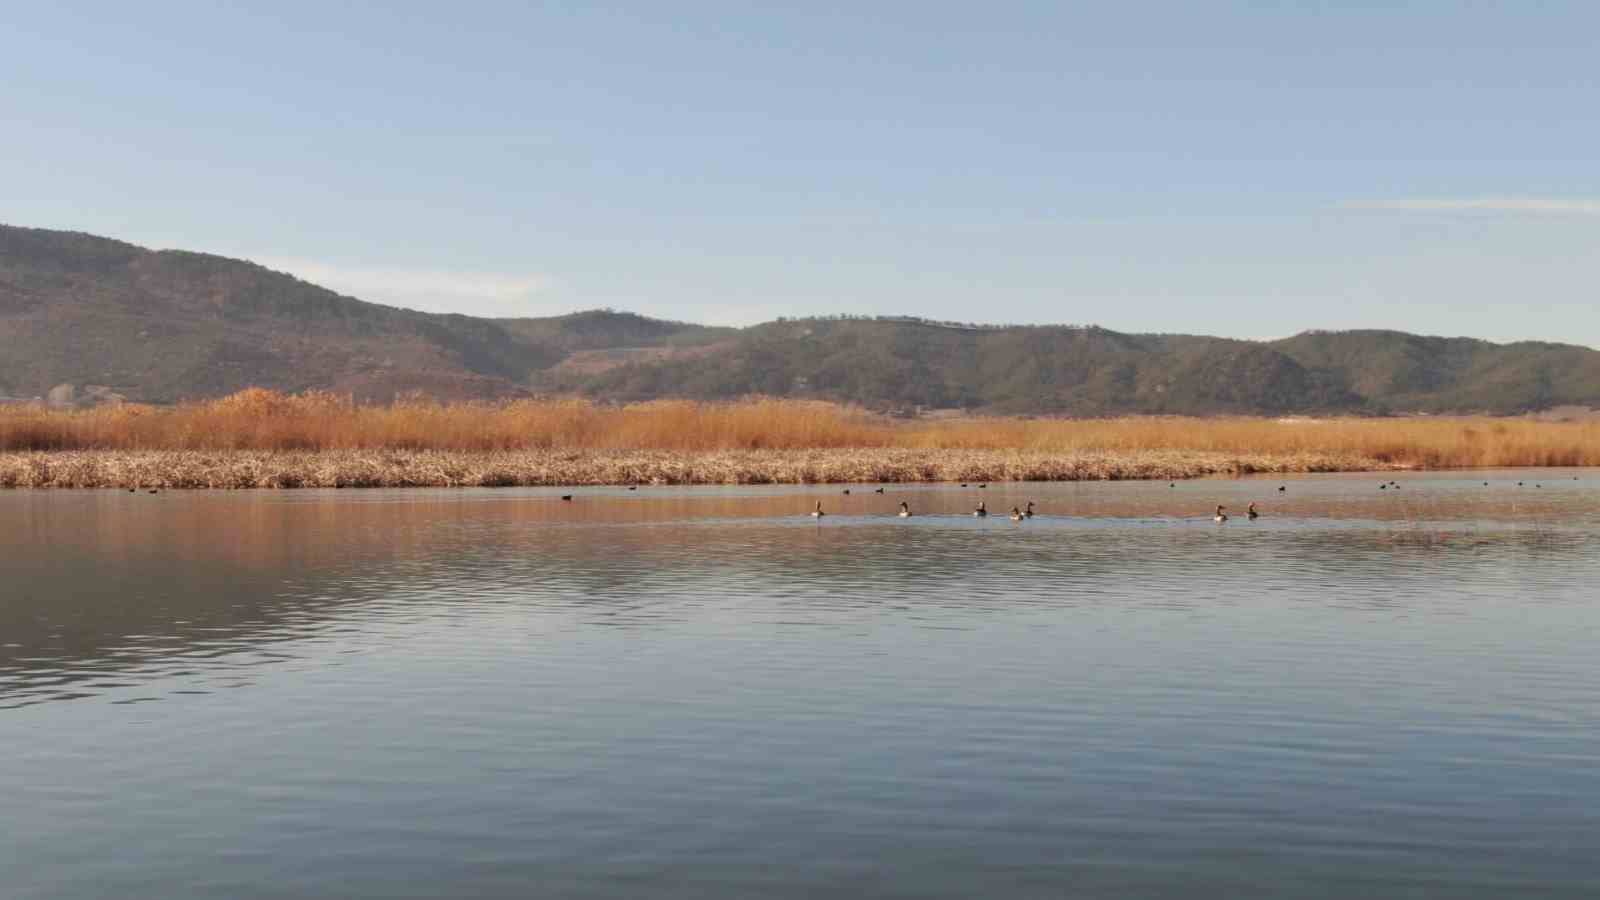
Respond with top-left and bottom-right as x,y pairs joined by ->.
0,448 -> 1388,489
2,390 -> 1597,488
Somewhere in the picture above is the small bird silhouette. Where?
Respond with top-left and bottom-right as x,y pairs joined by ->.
560,494 -> 573,501
1247,502 -> 1259,520
898,501 -> 911,517
1214,504 -> 1228,523
842,488 -> 851,495
1278,485 -> 1286,492
628,486 -> 637,491
973,501 -> 988,517
811,501 -> 825,517
874,487 -> 885,494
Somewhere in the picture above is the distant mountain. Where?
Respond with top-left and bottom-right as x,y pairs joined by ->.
575,319 -> 1367,415
0,224 -> 721,404
579,318 -> 1600,415
3,224 -> 1597,414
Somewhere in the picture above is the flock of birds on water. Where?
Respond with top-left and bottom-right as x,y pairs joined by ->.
807,492 -> 1258,522
796,476 -> 1579,522
810,495 -> 1051,521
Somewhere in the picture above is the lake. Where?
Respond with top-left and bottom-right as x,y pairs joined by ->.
4,471 -> 1599,898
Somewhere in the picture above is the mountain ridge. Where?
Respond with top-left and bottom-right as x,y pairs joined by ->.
3,223 -> 1596,415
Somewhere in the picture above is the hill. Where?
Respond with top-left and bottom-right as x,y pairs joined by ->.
0,224 -> 721,404
579,316 -> 1600,416
3,224 -> 1597,414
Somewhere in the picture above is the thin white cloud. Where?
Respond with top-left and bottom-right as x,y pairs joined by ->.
244,255 -> 551,317
1348,196 -> 1600,215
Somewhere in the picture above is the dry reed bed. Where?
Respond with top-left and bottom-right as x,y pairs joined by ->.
0,448 -> 1395,489
2,390 -> 1596,488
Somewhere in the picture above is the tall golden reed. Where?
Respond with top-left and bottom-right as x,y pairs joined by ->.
2,389 -> 1598,468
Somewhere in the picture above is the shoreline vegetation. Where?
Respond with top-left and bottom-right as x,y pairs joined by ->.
2,390 -> 1597,488
0,448 -> 1398,489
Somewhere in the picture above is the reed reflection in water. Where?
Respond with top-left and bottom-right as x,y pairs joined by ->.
2,471 -> 1599,898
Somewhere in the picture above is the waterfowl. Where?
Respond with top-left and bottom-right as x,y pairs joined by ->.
628,486 -> 637,491
978,483 -> 988,489
973,501 -> 988,518
874,487 -> 885,494
811,501 -> 825,518
842,488 -> 851,495
1278,485 -> 1286,492
1380,484 -> 1387,490
1024,501 -> 1036,518
560,494 -> 573,501
898,501 -> 912,517
961,483 -> 969,488
1247,502 -> 1259,520
1009,506 -> 1025,521
148,489 -> 159,495
1214,505 -> 1228,523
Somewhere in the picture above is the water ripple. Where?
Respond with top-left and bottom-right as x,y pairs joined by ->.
3,471 -> 1600,897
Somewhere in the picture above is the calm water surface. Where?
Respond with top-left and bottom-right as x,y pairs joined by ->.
4,471 -> 1599,898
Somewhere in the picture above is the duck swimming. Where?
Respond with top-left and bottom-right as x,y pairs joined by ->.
811,501 -> 825,518
1214,504 -> 1228,523
1023,501 -> 1036,518
973,501 -> 988,518
898,501 -> 912,517
1009,506 -> 1025,521
1247,502 -> 1259,520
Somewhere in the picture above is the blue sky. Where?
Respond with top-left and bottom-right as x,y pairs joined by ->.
5,2 -> 1599,345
